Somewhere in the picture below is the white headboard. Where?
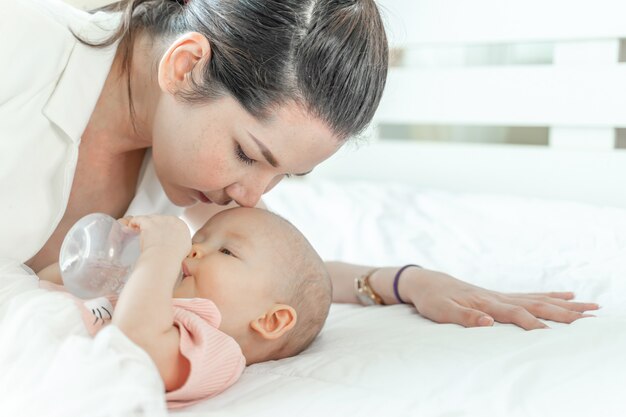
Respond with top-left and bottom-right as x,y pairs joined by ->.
310,0 -> 626,209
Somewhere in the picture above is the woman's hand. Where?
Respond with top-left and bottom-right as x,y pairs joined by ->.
325,262 -> 599,331
119,215 -> 191,260
400,267 -> 600,330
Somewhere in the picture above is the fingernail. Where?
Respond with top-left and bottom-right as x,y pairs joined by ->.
478,316 -> 494,326
581,314 -> 596,318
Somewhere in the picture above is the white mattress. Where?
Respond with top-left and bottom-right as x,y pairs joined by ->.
176,179 -> 626,416
2,179 -> 625,417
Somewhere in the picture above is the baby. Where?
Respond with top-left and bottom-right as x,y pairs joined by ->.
38,207 -> 332,408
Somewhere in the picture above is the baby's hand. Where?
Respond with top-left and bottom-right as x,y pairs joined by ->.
119,215 -> 191,260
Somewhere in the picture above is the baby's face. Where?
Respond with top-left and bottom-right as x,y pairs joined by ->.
173,208 -> 280,325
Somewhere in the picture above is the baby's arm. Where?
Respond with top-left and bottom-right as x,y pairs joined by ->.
111,215 -> 192,392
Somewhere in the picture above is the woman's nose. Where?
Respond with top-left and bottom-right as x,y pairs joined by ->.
226,174 -> 283,208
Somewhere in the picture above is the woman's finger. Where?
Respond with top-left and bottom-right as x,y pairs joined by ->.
509,291 -> 575,300
514,299 -> 596,324
538,298 -> 600,313
506,294 -> 599,312
482,302 -> 549,330
422,300 -> 494,328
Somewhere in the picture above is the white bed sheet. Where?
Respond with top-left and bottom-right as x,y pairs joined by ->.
0,260 -> 167,417
2,179 -> 625,417
174,179 -> 626,417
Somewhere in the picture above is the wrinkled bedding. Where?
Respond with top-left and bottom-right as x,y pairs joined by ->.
0,261 -> 166,417
2,178 -> 626,417
185,180 -> 626,416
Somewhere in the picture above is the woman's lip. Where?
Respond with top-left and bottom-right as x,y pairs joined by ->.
197,191 -> 212,203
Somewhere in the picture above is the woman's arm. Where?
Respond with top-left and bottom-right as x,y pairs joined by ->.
36,263 -> 63,285
112,215 -> 191,391
185,201 -> 599,330
326,261 -> 599,330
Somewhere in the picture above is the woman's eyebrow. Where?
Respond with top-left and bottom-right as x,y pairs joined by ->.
248,132 -> 279,168
248,132 -> 313,176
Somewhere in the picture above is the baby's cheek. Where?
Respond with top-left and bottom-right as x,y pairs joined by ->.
173,277 -> 194,298
200,285 -> 232,310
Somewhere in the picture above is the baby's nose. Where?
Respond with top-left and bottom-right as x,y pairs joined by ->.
188,244 -> 202,258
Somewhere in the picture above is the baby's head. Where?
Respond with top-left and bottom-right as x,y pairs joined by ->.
174,207 -> 331,364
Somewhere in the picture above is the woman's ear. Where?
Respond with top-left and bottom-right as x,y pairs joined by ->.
250,305 -> 297,340
157,32 -> 211,94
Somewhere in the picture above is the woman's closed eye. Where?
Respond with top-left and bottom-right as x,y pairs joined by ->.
236,142 -> 293,178
235,143 -> 255,165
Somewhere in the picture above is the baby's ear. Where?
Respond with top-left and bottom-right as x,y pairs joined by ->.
250,305 -> 297,340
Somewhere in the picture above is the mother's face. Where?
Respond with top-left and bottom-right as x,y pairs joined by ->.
151,94 -> 341,208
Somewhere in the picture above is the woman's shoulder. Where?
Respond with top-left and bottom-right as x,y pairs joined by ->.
0,0 -> 80,104
1,0 -> 117,26
0,0 -> 121,262
0,0 -> 92,46
0,0 -> 118,104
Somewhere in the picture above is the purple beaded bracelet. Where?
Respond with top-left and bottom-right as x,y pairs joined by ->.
393,264 -> 420,304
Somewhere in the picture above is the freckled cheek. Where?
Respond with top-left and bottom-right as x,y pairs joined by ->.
154,132 -> 194,177
194,152 -> 238,190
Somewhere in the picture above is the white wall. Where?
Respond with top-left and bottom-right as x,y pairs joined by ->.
63,0 -> 112,9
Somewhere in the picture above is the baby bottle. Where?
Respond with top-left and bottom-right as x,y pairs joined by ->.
59,213 -> 141,299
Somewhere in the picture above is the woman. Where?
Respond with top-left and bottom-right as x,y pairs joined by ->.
0,0 -> 597,330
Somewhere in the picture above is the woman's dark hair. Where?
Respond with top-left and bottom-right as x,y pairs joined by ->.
82,0 -> 388,139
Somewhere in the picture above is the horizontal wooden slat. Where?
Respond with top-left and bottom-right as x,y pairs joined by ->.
376,65 -> 626,127
307,139 -> 626,209
379,0 -> 626,46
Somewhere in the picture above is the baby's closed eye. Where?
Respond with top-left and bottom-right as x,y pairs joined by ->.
219,248 -> 234,256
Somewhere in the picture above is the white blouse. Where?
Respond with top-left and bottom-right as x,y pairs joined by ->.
0,0 -> 180,263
